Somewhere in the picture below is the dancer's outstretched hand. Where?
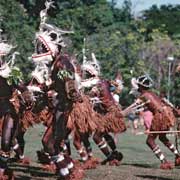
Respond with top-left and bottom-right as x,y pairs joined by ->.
144,129 -> 150,134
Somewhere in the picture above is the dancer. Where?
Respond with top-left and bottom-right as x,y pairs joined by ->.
130,75 -> 180,169
31,1 -> 83,179
0,30 -> 26,178
66,55 -> 100,169
81,53 -> 126,165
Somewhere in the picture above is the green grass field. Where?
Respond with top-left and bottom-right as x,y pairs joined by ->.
10,124 -> 180,179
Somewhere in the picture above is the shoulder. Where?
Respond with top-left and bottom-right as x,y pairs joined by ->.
61,54 -> 75,72
54,54 -> 75,72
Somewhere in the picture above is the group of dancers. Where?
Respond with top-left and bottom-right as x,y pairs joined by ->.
0,1 -> 180,179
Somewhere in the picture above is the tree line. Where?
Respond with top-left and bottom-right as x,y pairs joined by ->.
0,0 -> 179,106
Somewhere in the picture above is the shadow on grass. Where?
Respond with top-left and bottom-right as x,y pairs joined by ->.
14,175 -> 31,180
175,166 -> 180,169
123,163 -> 153,168
136,175 -> 173,180
9,163 -> 56,178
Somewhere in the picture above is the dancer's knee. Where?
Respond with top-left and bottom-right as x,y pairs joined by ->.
73,139 -> 81,150
159,134 -> 168,143
146,136 -> 156,150
93,132 -> 101,143
2,139 -> 11,152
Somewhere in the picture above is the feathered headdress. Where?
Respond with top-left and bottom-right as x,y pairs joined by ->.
0,29 -> 21,80
81,53 -> 101,77
32,0 -> 74,63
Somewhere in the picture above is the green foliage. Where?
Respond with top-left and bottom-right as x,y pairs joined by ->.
0,0 -> 35,78
57,69 -> 73,80
173,74 -> 180,106
0,0 -> 179,105
143,4 -> 180,37
7,66 -> 23,85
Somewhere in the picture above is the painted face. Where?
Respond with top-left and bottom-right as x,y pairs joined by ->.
32,25 -> 65,64
0,61 -> 11,78
0,42 -> 13,57
82,53 -> 100,78
31,63 -> 51,85
0,41 -> 13,78
81,53 -> 101,88
82,62 -> 100,78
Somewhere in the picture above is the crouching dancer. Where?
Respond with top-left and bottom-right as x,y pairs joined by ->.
131,75 -> 180,169
81,53 -> 126,165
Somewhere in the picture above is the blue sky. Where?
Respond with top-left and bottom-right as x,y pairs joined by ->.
114,0 -> 180,14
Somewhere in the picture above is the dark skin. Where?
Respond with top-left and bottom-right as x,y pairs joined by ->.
0,76 -> 24,170
136,83 -> 179,165
41,54 -> 82,157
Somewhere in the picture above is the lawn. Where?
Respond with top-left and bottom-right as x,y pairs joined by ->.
9,123 -> 180,179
